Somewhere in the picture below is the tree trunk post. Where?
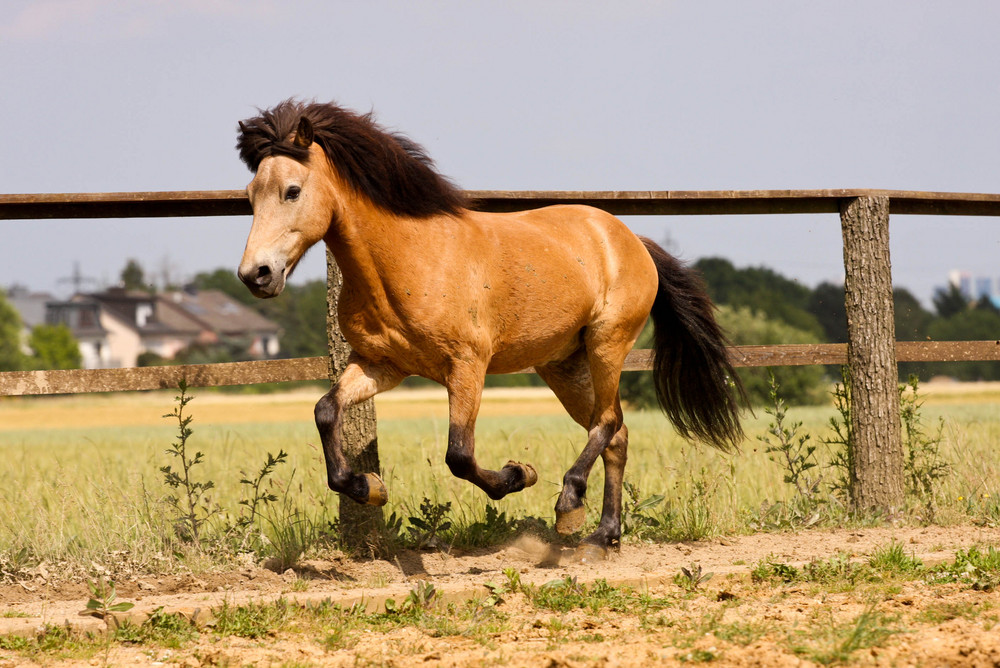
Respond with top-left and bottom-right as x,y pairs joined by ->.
839,195 -> 903,515
326,248 -> 384,551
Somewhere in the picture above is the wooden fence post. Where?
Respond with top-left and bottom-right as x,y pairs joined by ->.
326,249 -> 384,551
840,195 -> 903,515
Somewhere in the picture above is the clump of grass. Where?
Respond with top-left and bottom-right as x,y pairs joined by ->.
867,539 -> 922,576
928,545 -> 1000,591
790,603 -> 901,666
214,597 -> 294,638
113,607 -> 198,648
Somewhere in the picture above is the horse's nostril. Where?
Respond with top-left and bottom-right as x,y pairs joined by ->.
254,265 -> 272,285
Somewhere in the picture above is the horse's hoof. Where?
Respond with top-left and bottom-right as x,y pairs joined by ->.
555,505 -> 586,535
505,460 -> 538,488
364,473 -> 388,506
573,542 -> 608,563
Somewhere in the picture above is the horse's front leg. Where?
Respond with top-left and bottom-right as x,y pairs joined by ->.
443,367 -> 538,500
315,353 -> 404,505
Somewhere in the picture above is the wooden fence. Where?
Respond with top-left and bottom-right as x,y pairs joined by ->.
2,188 -> 1000,399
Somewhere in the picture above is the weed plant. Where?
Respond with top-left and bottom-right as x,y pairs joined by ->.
160,380 -> 218,544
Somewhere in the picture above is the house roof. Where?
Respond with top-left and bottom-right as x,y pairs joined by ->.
164,289 -> 281,336
82,287 -> 280,338
79,289 -> 184,336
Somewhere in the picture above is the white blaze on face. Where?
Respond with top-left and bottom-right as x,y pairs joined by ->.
238,154 -> 320,298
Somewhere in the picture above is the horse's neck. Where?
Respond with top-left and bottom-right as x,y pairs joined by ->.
323,202 -> 401,306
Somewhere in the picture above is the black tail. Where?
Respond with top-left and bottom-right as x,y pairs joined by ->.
640,237 -> 746,452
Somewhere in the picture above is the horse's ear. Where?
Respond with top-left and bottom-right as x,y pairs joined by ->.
293,117 -> 314,148
238,120 -> 248,135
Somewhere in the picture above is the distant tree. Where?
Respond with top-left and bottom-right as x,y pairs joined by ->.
893,287 -> 934,341
973,295 -> 1000,315
255,280 -> 329,358
121,259 -> 148,291
932,283 -> 969,319
28,324 -> 82,370
695,257 -> 824,338
927,309 -> 1000,380
715,305 -> 827,406
894,287 -> 936,381
0,290 -> 27,371
807,281 -> 847,342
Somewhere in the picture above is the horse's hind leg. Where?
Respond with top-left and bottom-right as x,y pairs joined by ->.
539,343 -> 631,548
444,365 -> 538,499
315,353 -> 404,505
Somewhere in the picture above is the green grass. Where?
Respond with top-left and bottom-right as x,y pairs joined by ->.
1,392 -> 999,573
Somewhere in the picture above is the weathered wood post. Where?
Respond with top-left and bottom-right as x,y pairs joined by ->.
839,195 -> 903,515
326,249 -> 384,551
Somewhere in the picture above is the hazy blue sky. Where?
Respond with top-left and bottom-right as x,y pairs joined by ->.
2,1 -> 998,306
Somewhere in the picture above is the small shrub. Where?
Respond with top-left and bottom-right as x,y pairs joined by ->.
899,376 -> 949,519
160,380 -> 218,544
405,497 -> 453,549
674,562 -> 714,592
758,373 -> 825,524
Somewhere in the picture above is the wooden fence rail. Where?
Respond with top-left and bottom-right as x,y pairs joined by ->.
2,341 -> 999,397
5,188 -> 1000,219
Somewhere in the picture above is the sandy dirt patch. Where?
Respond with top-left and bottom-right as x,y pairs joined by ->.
2,524 -> 999,666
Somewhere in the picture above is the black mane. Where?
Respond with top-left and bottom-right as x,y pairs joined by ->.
237,99 -> 466,218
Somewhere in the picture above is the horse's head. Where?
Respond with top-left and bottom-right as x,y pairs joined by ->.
238,117 -> 332,298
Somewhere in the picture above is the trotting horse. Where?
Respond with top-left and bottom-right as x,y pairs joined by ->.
236,99 -> 745,549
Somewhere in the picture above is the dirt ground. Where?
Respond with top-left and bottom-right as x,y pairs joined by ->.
2,524 -> 1000,667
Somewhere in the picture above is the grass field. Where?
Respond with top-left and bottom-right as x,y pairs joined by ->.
1,380 -> 999,575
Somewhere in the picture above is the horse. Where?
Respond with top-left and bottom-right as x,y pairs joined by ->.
235,99 -> 745,549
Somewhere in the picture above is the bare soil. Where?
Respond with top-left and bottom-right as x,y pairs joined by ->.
3,524 -> 1000,666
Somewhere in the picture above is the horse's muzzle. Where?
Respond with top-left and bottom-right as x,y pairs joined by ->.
238,262 -> 285,298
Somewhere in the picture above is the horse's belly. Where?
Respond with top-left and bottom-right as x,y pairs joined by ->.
485,329 -> 583,375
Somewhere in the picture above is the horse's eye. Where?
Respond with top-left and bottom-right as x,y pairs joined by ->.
285,186 -> 301,201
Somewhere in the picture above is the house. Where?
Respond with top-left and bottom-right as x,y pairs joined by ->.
159,288 -> 281,359
76,287 -> 282,368
7,285 -> 281,369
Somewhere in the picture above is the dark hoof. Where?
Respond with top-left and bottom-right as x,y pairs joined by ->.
363,473 -> 388,506
554,505 -> 586,535
504,460 -> 538,489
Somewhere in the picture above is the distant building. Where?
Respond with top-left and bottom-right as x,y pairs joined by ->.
946,270 -> 1000,309
6,285 -> 281,369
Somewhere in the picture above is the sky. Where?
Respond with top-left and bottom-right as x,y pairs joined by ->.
2,1 -> 999,307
